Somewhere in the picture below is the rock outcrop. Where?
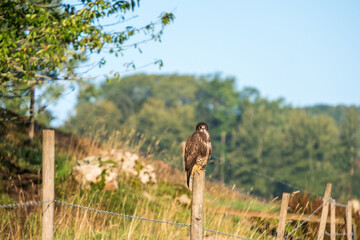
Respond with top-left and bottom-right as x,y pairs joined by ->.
72,149 -> 156,190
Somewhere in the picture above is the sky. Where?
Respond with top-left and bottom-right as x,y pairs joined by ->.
50,0 -> 360,126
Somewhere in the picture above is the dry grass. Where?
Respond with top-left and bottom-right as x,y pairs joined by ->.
0,127 -> 285,239
0,180 -> 273,239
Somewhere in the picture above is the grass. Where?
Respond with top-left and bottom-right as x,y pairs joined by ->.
0,118 -> 329,239
0,177 -> 272,239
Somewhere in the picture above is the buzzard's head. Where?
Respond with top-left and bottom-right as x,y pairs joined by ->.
196,122 -> 209,132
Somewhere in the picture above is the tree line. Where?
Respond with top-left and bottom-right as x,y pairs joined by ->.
63,74 -> 360,200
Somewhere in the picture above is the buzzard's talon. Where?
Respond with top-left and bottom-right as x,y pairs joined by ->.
192,164 -> 202,176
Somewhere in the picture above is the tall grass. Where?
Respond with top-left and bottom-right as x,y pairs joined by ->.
0,127 -> 313,239
0,178 -> 274,239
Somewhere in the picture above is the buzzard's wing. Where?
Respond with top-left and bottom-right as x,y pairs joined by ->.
184,132 -> 208,188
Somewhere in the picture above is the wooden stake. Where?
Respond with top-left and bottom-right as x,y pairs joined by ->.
330,199 -> 336,240
346,201 -> 352,240
42,130 -> 55,240
190,170 -> 205,240
317,183 -> 332,240
276,193 -> 290,240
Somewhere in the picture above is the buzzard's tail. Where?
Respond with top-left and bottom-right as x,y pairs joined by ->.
186,168 -> 193,191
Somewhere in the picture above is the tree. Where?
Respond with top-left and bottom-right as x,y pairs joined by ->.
338,107 -> 360,198
281,110 -> 340,196
0,0 -> 174,139
228,95 -> 287,196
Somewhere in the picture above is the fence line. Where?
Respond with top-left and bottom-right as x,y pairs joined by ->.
54,200 -> 190,227
0,199 -> 253,239
1,128 -> 355,239
0,193 -> 353,239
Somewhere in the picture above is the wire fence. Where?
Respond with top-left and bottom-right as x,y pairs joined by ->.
0,200 -> 50,209
1,127 -> 355,239
2,196 -> 351,240
0,199 -> 255,240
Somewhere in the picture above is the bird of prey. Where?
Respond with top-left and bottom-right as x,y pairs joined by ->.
184,122 -> 212,190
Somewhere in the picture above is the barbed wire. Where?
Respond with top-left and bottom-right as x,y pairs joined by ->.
0,198 -> 351,239
55,200 -> 255,239
54,200 -> 190,227
0,198 -> 259,239
0,200 -> 50,209
203,228 -> 254,240
284,198 -> 330,239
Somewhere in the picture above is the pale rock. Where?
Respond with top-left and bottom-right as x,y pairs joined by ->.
120,152 -> 139,176
72,156 -> 118,190
72,150 -> 157,191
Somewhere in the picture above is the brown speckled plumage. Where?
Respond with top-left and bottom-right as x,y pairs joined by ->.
184,122 -> 212,190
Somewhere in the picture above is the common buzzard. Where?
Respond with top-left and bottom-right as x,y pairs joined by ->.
184,122 -> 212,190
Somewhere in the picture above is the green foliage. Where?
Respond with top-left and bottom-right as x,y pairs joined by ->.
0,0 -> 174,85
65,73 -> 360,200
0,0 -> 174,129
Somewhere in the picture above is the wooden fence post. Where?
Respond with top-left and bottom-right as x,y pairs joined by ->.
317,183 -> 332,240
330,199 -> 336,240
276,192 -> 290,240
190,170 -> 205,240
353,223 -> 357,240
42,130 -> 55,240
346,201 -> 352,240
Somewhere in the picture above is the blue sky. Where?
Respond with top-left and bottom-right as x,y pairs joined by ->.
51,0 -> 360,126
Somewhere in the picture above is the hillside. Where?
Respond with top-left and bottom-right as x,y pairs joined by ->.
2,108 -> 359,239
1,108 -> 285,239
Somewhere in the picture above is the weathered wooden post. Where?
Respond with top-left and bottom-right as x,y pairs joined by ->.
317,183 -> 332,240
276,192 -> 290,240
330,199 -> 336,240
346,201 -> 352,240
42,130 -> 55,240
191,170 -> 205,240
